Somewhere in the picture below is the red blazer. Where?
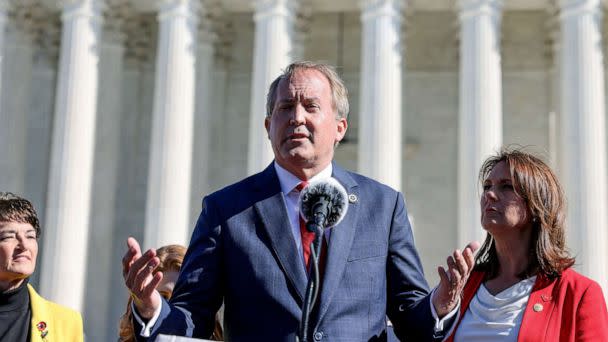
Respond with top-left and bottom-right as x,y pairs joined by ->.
446,268 -> 608,342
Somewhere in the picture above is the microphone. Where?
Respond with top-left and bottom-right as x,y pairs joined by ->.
297,177 -> 348,342
298,177 -> 348,230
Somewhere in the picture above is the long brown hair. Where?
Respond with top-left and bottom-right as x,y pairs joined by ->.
475,148 -> 575,279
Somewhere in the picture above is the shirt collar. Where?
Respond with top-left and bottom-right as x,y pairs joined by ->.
274,161 -> 333,194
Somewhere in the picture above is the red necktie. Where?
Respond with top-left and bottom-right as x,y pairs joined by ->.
296,182 -> 328,276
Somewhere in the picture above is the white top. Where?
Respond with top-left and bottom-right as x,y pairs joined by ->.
453,276 -> 536,342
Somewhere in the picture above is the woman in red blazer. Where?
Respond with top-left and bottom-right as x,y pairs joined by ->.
445,149 -> 608,342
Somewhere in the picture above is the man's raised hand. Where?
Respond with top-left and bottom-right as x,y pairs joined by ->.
122,237 -> 163,319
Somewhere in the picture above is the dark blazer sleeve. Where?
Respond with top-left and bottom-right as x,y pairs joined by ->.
385,192 -> 437,341
142,195 -> 224,339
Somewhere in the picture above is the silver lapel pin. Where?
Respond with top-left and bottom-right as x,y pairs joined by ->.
348,193 -> 358,203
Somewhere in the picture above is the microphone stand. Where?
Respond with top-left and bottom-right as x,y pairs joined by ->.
297,222 -> 324,342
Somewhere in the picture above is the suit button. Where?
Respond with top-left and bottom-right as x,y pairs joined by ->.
313,331 -> 323,340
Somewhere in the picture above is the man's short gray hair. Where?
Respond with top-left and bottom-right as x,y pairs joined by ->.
265,61 -> 350,120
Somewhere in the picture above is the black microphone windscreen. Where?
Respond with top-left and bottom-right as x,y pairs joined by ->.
298,177 -> 348,228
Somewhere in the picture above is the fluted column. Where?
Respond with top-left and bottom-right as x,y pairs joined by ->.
84,2 -> 128,340
558,0 -> 608,294
144,0 -> 199,249
358,0 -> 403,191
189,6 -> 216,228
40,0 -> 104,312
457,0 -> 503,247
247,0 -> 296,174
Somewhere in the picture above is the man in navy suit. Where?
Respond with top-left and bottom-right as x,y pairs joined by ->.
123,61 -> 478,341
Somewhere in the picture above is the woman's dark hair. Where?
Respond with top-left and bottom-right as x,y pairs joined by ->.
0,192 -> 41,237
475,148 -> 575,279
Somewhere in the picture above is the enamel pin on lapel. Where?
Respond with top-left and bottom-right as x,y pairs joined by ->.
533,303 -> 543,312
37,321 -> 48,338
348,194 -> 357,203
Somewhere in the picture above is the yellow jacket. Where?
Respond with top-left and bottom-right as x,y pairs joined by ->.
27,284 -> 84,342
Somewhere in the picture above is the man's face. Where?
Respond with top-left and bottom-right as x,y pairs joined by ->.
265,69 -> 347,176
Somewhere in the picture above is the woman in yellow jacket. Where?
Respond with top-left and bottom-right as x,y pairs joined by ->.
0,192 -> 83,341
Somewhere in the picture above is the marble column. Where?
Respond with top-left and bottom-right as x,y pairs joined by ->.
83,2 -> 128,340
144,0 -> 199,249
247,0 -> 296,174
558,0 -> 608,293
190,8 -> 215,228
40,0 -> 104,312
457,0 -> 503,248
358,0 -> 403,191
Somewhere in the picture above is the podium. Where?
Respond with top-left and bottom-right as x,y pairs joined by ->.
155,335 -> 214,342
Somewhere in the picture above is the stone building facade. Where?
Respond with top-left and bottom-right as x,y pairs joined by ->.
0,0 -> 607,340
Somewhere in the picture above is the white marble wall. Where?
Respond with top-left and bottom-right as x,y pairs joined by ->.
209,14 -> 253,187
502,10 -> 551,153
0,29 -> 33,194
24,60 -> 55,223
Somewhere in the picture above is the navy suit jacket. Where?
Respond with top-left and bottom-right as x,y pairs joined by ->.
143,163 -> 438,341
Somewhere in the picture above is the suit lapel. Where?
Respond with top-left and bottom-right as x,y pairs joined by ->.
254,164 -> 308,303
252,163 -> 360,317
315,164 -> 359,324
